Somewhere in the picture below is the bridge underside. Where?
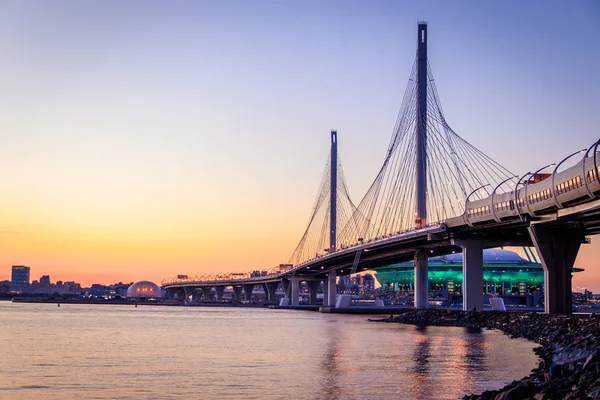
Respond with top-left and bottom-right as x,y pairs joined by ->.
164,200 -> 600,314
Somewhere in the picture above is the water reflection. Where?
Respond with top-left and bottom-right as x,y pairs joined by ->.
409,325 -> 432,400
406,325 -> 491,399
320,321 -> 342,400
464,327 -> 486,375
0,305 -> 539,400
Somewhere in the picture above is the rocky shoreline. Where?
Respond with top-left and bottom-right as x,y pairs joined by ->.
372,310 -> 600,399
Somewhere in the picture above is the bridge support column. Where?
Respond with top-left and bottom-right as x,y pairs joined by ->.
327,270 -> 337,307
232,286 -> 242,303
190,290 -> 200,305
281,278 -> 290,298
243,284 -> 254,302
452,239 -> 484,312
183,286 -> 193,304
202,287 -> 212,302
166,288 -> 176,300
414,251 -> 429,309
307,281 -> 320,305
528,224 -> 585,314
264,282 -> 279,304
215,286 -> 224,302
291,276 -> 301,306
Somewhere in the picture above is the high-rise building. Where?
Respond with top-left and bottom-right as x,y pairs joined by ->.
11,265 -> 30,293
39,275 -> 50,285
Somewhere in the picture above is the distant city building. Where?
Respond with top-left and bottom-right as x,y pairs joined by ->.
26,275 -> 83,295
111,282 -> 132,297
86,282 -> 133,298
88,282 -> 131,298
362,274 -> 375,291
55,281 -> 82,294
90,284 -> 110,297
5,266 -> 84,296
11,265 -> 30,293
29,275 -> 54,294
337,273 -> 376,295
0,280 -> 11,293
39,275 -> 51,293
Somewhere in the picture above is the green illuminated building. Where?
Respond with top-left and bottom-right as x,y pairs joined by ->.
373,248 -> 583,306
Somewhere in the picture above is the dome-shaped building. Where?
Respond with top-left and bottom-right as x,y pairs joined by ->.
373,247 -> 582,307
126,281 -> 164,299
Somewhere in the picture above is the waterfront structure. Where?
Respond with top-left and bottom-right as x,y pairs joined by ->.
162,22 -> 600,314
374,248 -> 583,307
11,265 -> 30,293
126,281 -> 164,299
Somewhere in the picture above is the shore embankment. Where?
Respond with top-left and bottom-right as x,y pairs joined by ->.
373,310 -> 600,399
9,298 -> 273,307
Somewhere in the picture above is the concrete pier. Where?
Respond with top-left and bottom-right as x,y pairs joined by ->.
232,286 -> 242,303
242,284 -> 254,302
452,239 -> 484,311
414,251 -> 429,309
529,224 -> 585,314
307,281 -> 320,305
327,270 -> 337,307
291,276 -> 301,306
202,287 -> 211,301
190,290 -> 200,304
183,286 -> 193,303
263,282 -> 279,305
215,286 -> 224,302
281,279 -> 290,298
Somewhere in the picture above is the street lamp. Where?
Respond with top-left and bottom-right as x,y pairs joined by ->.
525,163 -> 555,216
551,149 -> 586,209
582,139 -> 600,198
491,176 -> 518,222
514,171 -> 532,222
464,184 -> 490,226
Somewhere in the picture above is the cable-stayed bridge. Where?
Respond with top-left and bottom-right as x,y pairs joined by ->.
163,22 -> 600,314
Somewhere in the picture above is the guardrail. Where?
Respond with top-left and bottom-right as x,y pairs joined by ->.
161,224 -> 446,287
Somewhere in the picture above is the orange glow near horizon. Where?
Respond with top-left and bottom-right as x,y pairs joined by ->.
1,209 -> 599,291
0,176 -> 599,289
1,3 -> 598,291
0,194 -> 307,287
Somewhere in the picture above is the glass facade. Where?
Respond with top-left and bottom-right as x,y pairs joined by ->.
374,248 -> 581,299
11,265 -> 30,293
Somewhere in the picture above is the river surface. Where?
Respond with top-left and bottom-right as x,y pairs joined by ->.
0,303 -> 539,399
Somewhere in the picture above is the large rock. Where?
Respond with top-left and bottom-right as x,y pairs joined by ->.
372,309 -> 600,400
493,384 -> 537,400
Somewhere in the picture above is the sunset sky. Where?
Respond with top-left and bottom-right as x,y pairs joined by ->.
0,1 -> 599,289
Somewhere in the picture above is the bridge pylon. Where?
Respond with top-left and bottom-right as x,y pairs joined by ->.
287,130 -> 358,269
330,130 -> 337,252
414,22 -> 429,310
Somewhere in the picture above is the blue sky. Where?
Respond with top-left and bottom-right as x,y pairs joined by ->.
0,1 -> 599,287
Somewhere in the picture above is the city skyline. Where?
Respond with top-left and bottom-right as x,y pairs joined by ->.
0,2 -> 599,288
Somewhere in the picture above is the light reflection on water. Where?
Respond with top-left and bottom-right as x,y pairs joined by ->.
0,303 -> 538,399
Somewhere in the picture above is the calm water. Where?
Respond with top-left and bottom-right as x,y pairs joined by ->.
0,303 -> 538,399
